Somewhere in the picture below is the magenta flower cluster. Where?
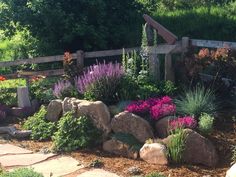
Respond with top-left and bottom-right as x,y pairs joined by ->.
75,62 -> 124,94
169,116 -> 197,130
53,80 -> 72,98
125,96 -> 176,120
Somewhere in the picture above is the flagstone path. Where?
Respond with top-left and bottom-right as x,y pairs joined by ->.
0,144 -> 121,177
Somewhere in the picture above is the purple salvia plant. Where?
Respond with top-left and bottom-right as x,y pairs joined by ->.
53,80 -> 72,98
75,62 -> 124,94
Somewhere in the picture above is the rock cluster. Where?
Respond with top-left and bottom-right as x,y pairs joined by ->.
46,99 -> 219,167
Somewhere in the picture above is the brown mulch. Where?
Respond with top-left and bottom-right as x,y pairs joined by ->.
5,121 -> 236,177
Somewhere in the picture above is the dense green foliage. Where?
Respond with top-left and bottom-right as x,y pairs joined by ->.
0,0 -> 142,56
53,112 -> 102,152
0,79 -> 25,106
23,106 -> 57,141
154,6 -> 236,42
0,168 -> 43,177
30,77 -> 58,104
167,128 -> 187,163
175,86 -> 217,118
198,113 -> 214,135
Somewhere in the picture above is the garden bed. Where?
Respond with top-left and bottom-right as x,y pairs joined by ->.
4,120 -> 235,177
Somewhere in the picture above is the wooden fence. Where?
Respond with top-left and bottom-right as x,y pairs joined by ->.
1,37 -> 236,83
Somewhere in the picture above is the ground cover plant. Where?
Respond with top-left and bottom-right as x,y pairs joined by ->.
53,111 -> 102,152
0,168 -> 43,177
22,106 -> 57,141
198,113 -> 214,135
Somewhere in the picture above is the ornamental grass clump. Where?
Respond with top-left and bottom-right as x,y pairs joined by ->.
175,86 -> 217,118
167,128 -> 187,164
169,116 -> 197,130
125,96 -> 176,120
75,62 -> 124,104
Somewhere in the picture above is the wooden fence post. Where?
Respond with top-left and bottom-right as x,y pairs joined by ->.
165,53 -> 175,82
182,37 -> 190,51
148,49 -> 160,82
76,50 -> 84,72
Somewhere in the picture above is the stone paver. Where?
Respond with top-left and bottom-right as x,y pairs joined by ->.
77,169 -> 120,177
30,156 -> 83,177
0,153 -> 56,167
0,144 -> 32,156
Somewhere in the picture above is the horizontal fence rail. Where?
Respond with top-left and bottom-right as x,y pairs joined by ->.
191,39 -> 236,49
1,37 -> 236,82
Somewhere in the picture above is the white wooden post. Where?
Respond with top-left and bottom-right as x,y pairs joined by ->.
17,87 -> 31,107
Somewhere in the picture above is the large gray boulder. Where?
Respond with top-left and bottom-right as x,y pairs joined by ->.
183,129 -> 218,167
46,99 -> 63,122
111,111 -> 154,143
77,100 -> 111,136
162,129 -> 218,167
155,116 -> 176,138
140,143 -> 168,165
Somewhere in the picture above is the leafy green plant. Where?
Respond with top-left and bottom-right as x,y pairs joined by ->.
175,86 -> 217,118
53,112 -> 102,152
112,133 -> 143,151
0,168 -> 43,177
22,106 -> 57,141
146,172 -> 166,177
167,128 -> 187,163
198,113 -> 214,135
30,77 -> 58,104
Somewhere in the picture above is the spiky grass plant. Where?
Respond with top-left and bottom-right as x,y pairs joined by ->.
175,86 -> 217,118
167,128 -> 187,164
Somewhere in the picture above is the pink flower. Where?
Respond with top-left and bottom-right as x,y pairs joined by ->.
125,96 -> 176,120
169,116 -> 197,130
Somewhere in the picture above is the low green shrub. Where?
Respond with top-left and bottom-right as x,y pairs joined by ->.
167,128 -> 187,163
30,77 -> 58,104
146,172 -> 166,177
175,86 -> 217,118
53,112 -> 102,152
22,106 -> 57,141
198,113 -> 214,135
0,168 -> 43,177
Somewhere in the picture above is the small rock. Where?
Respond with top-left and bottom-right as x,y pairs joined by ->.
103,139 -> 138,159
46,99 -> 63,122
140,143 -> 168,165
126,166 -> 142,175
226,163 -> 236,177
111,111 -> 154,143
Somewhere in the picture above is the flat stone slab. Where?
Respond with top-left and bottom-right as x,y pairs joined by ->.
0,144 -> 32,156
0,153 -> 56,167
77,169 -> 120,177
30,156 -> 83,177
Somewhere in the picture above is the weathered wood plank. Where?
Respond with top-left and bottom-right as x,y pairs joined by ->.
143,14 -> 178,44
191,39 -> 236,48
0,55 -> 67,67
84,47 -> 140,58
18,69 -> 64,77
